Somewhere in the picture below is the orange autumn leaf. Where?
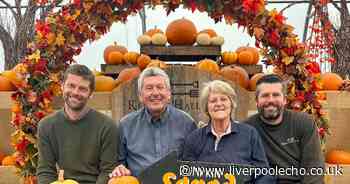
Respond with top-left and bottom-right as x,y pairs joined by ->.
55,32 -> 65,46
282,56 -> 294,65
253,27 -> 265,40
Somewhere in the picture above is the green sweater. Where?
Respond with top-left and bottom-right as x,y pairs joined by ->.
244,110 -> 325,184
37,109 -> 118,184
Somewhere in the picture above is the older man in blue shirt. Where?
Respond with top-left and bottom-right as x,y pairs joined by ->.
110,67 -> 197,177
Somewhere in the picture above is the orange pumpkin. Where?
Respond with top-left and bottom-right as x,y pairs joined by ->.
147,59 -> 168,69
237,51 -> 254,65
2,155 -> 16,166
2,70 -> 22,87
137,54 -> 152,70
221,51 -> 238,65
326,150 -> 350,164
220,65 -> 249,89
249,73 -> 265,91
320,72 -> 343,90
107,51 -> 124,65
166,18 -> 197,45
196,59 -> 220,74
0,152 -> 5,165
145,26 -> 163,37
123,52 -> 140,65
198,29 -> 217,38
108,176 -> 140,184
0,75 -> 16,91
236,46 -> 260,65
104,42 -> 128,64
95,76 -> 116,91
115,67 -> 141,87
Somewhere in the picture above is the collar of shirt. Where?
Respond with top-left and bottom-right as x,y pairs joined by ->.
63,107 -> 91,122
211,122 -> 232,139
205,120 -> 239,136
144,105 -> 170,124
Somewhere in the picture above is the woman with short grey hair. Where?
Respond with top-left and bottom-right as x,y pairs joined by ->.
182,80 -> 275,183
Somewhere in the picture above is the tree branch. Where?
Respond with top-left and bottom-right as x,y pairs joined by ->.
39,0 -> 64,20
303,2 -> 313,42
331,1 -> 342,11
0,0 -> 18,18
15,0 -> 22,17
281,2 -> 299,12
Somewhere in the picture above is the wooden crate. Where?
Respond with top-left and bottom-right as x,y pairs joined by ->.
325,164 -> 350,184
322,91 -> 350,152
140,45 -> 221,61
0,166 -> 21,184
100,64 -> 134,76
221,64 -> 263,76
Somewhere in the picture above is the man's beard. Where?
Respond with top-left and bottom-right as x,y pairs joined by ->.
258,103 -> 283,121
63,94 -> 88,111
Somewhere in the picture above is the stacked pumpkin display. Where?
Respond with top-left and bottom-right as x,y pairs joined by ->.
137,18 -> 224,47
221,46 -> 260,66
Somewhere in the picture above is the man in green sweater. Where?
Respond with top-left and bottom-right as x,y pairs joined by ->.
244,74 -> 325,184
37,64 -> 118,184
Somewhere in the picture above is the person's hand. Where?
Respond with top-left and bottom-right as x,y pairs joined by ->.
109,164 -> 131,178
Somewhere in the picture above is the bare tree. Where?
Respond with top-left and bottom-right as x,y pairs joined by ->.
0,0 -> 62,70
332,0 -> 350,77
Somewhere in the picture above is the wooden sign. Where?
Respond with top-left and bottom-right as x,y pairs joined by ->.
140,45 -> 221,61
111,65 -> 251,123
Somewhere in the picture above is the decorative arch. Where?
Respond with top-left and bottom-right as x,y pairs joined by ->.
10,0 -> 327,181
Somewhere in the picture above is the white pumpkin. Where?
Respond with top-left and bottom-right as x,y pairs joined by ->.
137,35 -> 152,45
196,33 -> 211,46
210,36 -> 225,46
151,33 -> 167,45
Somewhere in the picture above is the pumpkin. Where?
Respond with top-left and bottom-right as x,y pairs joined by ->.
320,72 -> 343,90
0,75 -> 16,91
137,54 -> 152,70
196,33 -> 211,46
326,150 -> 350,164
137,35 -> 152,45
51,170 -> 79,184
12,103 -> 22,113
147,59 -> 168,69
145,26 -> 163,37
210,36 -> 224,46
236,46 -> 260,64
108,176 -> 139,184
107,51 -> 124,65
123,52 -> 140,65
115,67 -> 141,87
151,33 -> 167,45
198,29 -> 217,38
196,59 -> 220,74
221,51 -> 238,65
95,76 -> 116,91
238,51 -> 255,65
2,70 -> 21,87
1,155 -> 16,166
166,18 -> 197,45
104,42 -> 128,64
0,152 -> 5,165
249,73 -> 265,91
220,65 -> 249,89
